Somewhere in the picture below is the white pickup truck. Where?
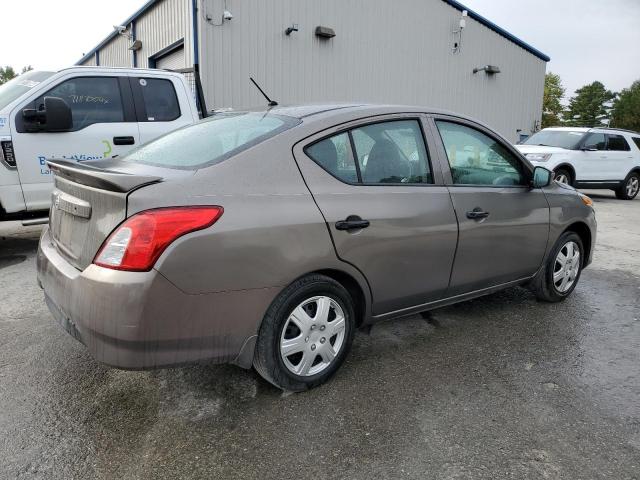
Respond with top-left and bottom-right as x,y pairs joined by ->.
0,67 -> 200,223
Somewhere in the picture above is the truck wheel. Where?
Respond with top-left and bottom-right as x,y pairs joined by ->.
553,168 -> 572,186
614,172 -> 640,200
529,232 -> 584,302
253,274 -> 356,392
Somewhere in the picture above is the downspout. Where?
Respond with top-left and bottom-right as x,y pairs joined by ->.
95,50 -> 100,66
191,0 -> 208,117
132,20 -> 138,68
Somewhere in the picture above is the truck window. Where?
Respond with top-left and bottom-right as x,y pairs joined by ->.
34,76 -> 125,131
0,70 -> 54,111
137,78 -> 180,122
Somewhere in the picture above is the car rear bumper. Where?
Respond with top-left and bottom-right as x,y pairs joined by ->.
37,226 -> 278,370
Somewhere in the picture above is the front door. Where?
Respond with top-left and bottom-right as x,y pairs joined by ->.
294,116 -> 458,316
11,75 -> 139,211
432,117 -> 550,296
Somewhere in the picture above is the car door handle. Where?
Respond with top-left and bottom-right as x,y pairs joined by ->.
335,216 -> 370,231
466,208 -> 490,220
113,136 -> 135,145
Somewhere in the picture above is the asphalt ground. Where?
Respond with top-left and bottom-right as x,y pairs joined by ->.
0,190 -> 638,479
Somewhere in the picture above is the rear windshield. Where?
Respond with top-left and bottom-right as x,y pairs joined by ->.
522,130 -> 586,149
0,70 -> 54,111
123,112 -> 300,170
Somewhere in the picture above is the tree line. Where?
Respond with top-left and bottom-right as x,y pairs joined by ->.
543,73 -> 639,132
0,65 -> 33,85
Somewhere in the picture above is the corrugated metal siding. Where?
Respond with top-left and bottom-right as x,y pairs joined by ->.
198,0 -> 545,140
136,0 -> 193,68
87,0 -> 192,69
80,55 -> 97,66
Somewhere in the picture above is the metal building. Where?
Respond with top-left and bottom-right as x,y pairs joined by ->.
77,0 -> 549,141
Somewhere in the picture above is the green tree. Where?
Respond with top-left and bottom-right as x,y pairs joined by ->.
563,81 -> 615,127
611,80 -> 640,131
0,66 -> 17,85
541,72 -> 566,128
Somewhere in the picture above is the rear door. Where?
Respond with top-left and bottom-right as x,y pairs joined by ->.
129,75 -> 194,145
431,116 -> 549,297
11,74 -> 140,210
605,134 -> 634,180
293,115 -> 458,316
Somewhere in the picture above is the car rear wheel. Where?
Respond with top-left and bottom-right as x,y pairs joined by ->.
614,172 -> 640,200
553,168 -> 572,186
529,231 -> 584,302
253,274 -> 356,391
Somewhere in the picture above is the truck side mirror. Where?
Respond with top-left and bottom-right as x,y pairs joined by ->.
22,96 -> 72,132
532,166 -> 553,188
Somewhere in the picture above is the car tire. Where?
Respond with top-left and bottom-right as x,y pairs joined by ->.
253,274 -> 356,392
553,168 -> 573,186
614,172 -> 640,200
529,231 -> 584,303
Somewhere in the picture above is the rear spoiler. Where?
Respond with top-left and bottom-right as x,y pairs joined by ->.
47,159 -> 162,193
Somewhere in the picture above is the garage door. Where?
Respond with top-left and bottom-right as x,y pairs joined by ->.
155,46 -> 185,70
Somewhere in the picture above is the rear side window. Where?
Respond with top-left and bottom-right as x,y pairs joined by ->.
606,134 -> 631,151
305,119 -> 433,185
123,112 -> 300,169
138,78 -> 180,122
633,137 -> 640,150
34,76 -> 124,131
305,133 -> 358,183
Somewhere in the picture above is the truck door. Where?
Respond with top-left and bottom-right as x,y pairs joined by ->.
11,75 -> 139,211
129,75 -> 194,145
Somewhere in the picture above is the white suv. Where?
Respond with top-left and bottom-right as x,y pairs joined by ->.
516,127 -> 640,200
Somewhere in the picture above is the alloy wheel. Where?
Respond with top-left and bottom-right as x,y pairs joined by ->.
280,296 -> 346,376
626,176 -> 639,198
553,241 -> 581,293
555,173 -> 569,185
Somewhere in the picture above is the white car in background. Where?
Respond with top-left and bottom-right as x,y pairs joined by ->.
516,127 -> 640,200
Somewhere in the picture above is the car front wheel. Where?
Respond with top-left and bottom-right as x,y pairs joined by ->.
253,274 -> 356,391
615,172 -> 640,200
529,231 -> 584,302
553,168 -> 572,186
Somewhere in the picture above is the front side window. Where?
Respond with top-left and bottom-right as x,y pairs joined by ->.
138,78 -> 181,122
305,133 -> 358,183
583,132 -> 606,150
606,134 -> 630,151
436,121 -> 527,186
351,120 -> 432,184
123,112 -> 300,170
34,76 -> 124,131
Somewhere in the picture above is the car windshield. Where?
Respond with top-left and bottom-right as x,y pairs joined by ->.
522,130 -> 586,149
123,112 -> 301,170
0,70 -> 54,111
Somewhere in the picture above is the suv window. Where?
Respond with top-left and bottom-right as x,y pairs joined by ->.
606,134 -> 631,151
34,76 -> 124,131
436,121 -> 527,186
633,137 -> 640,150
137,78 -> 180,122
351,120 -> 432,184
583,132 -> 606,150
305,133 -> 358,183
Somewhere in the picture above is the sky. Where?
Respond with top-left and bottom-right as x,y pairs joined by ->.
1,0 -> 639,100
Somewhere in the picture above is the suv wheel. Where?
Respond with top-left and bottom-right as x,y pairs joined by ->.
253,274 -> 356,391
554,168 -> 572,186
615,172 -> 640,200
529,232 -> 584,302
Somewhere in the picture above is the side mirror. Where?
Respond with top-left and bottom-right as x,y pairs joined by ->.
22,96 -> 72,132
532,166 -> 553,188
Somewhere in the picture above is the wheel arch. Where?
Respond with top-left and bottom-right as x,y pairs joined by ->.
563,221 -> 592,267
553,163 -> 576,183
311,268 -> 369,327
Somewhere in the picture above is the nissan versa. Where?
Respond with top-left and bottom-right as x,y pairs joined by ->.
37,104 -> 596,391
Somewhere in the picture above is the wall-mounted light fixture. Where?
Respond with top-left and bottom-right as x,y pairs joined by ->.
473,65 -> 501,75
128,39 -> 142,51
315,26 -> 336,39
285,23 -> 299,35
452,10 -> 468,54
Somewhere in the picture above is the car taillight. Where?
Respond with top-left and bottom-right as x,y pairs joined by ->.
94,206 -> 223,272
1,141 -> 16,168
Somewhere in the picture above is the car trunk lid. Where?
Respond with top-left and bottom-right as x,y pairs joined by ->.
47,159 -> 165,271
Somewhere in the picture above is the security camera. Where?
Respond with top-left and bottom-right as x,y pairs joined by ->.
114,25 -> 127,34
222,10 -> 233,21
